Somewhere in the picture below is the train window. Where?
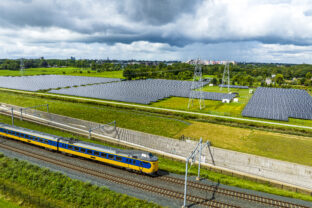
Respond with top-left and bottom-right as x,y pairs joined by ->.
132,160 -> 136,164
87,150 -> 92,154
74,147 -> 79,151
45,140 -> 49,144
81,148 -> 85,153
21,134 -> 25,138
102,153 -> 107,158
68,145 -> 73,150
94,151 -> 100,156
25,135 -> 29,139
108,155 -> 114,159
126,159 -> 129,163
39,138 -> 43,142
116,156 -> 122,161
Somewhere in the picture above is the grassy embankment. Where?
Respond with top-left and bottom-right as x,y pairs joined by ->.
0,67 -> 124,78
0,153 -> 160,208
0,116 -> 311,203
0,91 -> 312,167
175,121 -> 312,166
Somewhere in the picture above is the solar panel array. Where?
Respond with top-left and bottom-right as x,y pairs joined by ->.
242,87 -> 312,121
50,79 -> 235,104
0,75 -> 120,91
219,84 -> 249,89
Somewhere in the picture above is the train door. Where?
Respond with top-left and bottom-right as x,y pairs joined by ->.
126,158 -> 130,170
139,161 -> 144,172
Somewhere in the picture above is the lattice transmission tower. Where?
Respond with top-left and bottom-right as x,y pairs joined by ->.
20,58 -> 25,76
188,59 -> 205,110
220,62 -> 230,92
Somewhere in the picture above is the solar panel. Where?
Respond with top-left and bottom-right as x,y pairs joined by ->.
242,87 -> 312,121
50,79 -> 234,104
0,75 -> 120,91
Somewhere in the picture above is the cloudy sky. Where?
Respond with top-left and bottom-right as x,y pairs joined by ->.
0,0 -> 312,63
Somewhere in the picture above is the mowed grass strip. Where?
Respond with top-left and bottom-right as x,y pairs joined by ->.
152,97 -> 245,116
0,67 -> 124,78
174,121 -> 312,166
0,91 -> 188,138
0,115 -> 311,202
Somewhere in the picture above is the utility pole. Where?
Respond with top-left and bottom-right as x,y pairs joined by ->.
182,138 -> 210,208
11,108 -> 14,126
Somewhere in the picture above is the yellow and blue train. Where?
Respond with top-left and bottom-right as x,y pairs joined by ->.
0,123 -> 159,174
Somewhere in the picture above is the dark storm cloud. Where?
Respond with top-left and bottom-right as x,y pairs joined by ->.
0,0 -> 312,50
118,0 -> 201,25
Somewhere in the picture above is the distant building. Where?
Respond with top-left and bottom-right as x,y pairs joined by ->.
222,98 -> 231,103
185,59 -> 236,65
265,78 -> 272,85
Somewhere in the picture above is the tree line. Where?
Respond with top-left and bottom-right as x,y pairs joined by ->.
0,58 -> 121,72
0,58 -> 311,87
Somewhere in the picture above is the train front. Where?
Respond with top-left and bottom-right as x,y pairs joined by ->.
142,152 -> 159,175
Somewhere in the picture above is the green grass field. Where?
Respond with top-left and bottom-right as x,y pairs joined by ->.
0,116 -> 311,202
152,97 -> 246,116
152,86 -> 253,117
0,197 -> 20,208
0,67 -> 124,78
0,154 -> 160,208
175,122 -> 312,166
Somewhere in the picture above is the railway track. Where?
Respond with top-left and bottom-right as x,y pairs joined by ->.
0,141 -> 238,208
159,175 -> 310,208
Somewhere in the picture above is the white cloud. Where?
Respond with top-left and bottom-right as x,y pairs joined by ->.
0,0 -> 312,63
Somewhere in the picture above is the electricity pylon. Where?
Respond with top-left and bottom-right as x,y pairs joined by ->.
188,59 -> 205,110
220,62 -> 230,92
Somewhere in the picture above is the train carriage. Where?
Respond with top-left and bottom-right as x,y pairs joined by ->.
0,123 -> 59,150
58,138 -> 158,174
